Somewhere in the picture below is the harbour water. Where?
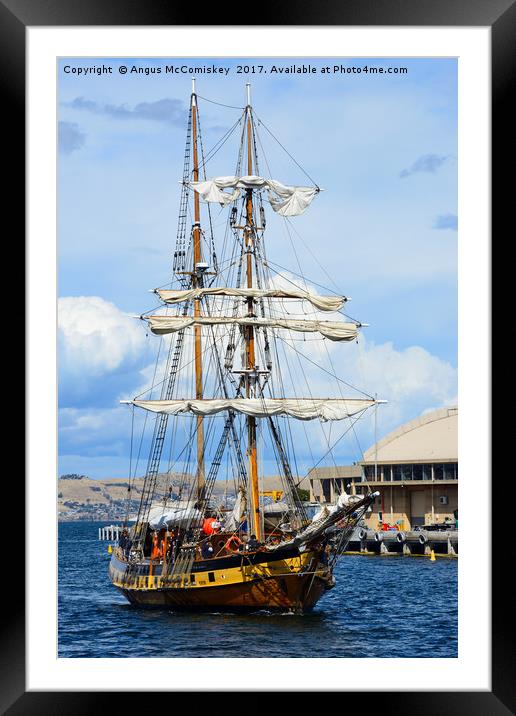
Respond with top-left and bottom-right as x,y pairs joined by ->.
58,521 -> 457,658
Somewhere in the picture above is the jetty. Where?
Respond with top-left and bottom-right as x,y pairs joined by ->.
343,526 -> 458,557
98,524 -> 121,541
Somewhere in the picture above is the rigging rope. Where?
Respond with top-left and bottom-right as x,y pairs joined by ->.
253,112 -> 319,188
196,93 -> 245,111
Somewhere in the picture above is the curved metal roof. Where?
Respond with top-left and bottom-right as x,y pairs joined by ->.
362,407 -> 457,464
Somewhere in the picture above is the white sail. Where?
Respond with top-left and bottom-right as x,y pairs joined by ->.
224,487 -> 247,532
143,314 -> 359,341
127,398 -> 376,421
147,504 -> 202,530
156,287 -> 345,312
188,175 -> 319,216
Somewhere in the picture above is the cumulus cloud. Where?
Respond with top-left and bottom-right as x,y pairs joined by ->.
59,406 -> 132,456
58,296 -> 149,407
59,296 -> 145,374
399,153 -> 452,178
67,96 -> 187,126
262,334 -> 457,472
251,273 -> 458,458
433,213 -> 458,230
58,289 -> 457,477
58,121 -> 86,154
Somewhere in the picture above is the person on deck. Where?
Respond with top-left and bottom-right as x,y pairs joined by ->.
320,540 -> 331,566
246,534 -> 261,552
151,531 -> 162,561
201,541 -> 214,559
119,528 -> 128,550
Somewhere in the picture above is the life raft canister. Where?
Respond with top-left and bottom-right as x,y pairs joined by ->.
203,517 -> 221,536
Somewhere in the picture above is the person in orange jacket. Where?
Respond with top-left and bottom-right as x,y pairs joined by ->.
151,531 -> 162,560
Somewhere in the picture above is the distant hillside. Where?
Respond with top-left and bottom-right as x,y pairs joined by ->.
58,473 -> 192,521
57,473 -> 310,521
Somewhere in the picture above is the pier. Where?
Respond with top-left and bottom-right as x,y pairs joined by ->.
344,527 -> 458,557
98,524 -> 121,541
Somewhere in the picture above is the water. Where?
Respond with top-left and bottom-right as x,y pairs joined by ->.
58,522 -> 458,658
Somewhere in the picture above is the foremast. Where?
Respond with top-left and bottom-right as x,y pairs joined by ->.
191,80 -> 206,500
243,84 -> 262,541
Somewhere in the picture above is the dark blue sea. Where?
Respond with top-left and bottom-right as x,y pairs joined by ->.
58,521 -> 458,658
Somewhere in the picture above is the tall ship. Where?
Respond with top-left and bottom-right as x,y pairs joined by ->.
109,81 -> 382,612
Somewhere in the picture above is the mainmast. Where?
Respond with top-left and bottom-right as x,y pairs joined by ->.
191,79 -> 205,500
244,84 -> 262,541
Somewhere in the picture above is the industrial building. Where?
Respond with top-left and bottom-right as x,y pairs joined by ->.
307,407 -> 458,531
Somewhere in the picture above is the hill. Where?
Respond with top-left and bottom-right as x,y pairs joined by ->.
57,473 -> 310,521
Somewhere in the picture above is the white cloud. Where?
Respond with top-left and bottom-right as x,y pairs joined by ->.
58,296 -> 146,376
58,291 -> 457,476
265,329 -> 457,467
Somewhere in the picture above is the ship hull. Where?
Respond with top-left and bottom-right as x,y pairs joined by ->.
109,544 -> 334,613
118,574 -> 329,612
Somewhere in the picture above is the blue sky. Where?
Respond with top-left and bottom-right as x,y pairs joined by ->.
58,56 -> 457,479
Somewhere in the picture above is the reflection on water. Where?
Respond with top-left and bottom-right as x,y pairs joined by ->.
59,522 -> 457,658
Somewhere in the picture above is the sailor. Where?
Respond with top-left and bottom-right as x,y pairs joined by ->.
246,534 -> 261,552
319,539 -> 329,565
119,528 -> 128,549
161,531 -> 169,561
166,537 -> 175,564
151,531 -> 161,560
201,541 -> 214,559
237,535 -> 249,552
172,531 -> 182,560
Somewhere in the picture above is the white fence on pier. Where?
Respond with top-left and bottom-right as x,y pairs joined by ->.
98,524 -> 121,541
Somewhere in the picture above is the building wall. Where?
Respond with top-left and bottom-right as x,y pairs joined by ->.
360,483 -> 458,530
308,408 -> 459,527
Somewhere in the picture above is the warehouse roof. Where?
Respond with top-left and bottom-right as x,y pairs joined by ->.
362,407 -> 458,464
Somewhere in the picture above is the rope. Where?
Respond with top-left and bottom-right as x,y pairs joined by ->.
307,408 -> 373,474
275,334 -> 373,399
197,113 -> 244,171
253,112 -> 319,188
197,93 -> 245,111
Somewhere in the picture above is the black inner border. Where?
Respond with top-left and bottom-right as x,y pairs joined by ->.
4,0 -> 508,710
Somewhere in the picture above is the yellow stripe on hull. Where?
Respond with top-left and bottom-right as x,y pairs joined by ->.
109,550 -> 334,612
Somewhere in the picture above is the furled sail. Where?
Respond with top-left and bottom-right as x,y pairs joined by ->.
143,314 -> 359,342
187,175 -> 319,216
147,503 -> 202,530
156,287 -> 346,312
126,398 -> 376,421
224,487 -> 247,532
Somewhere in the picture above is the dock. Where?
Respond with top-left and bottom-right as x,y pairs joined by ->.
343,527 -> 458,557
98,524 -> 122,541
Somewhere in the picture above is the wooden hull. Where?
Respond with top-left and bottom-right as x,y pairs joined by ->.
109,544 -> 334,613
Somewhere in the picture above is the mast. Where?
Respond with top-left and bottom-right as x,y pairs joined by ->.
244,84 -> 262,541
191,79 -> 205,500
